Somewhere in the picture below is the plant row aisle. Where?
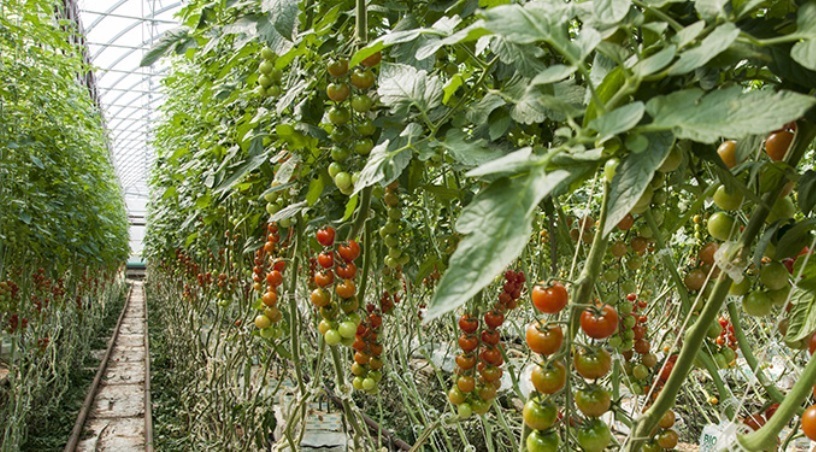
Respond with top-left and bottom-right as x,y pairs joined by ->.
0,0 -> 130,450
144,0 -> 816,450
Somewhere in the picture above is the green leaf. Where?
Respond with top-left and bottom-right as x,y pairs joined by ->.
377,63 -> 444,117
467,147 -> 543,178
694,0 -> 727,21
785,278 -> 816,343
306,176 -> 325,206
631,45 -> 676,78
424,168 -> 571,322
352,124 -> 422,195
584,67 -> 625,126
140,28 -> 190,67
776,219 -> 816,260
798,170 -> 816,215
594,0 -> 632,25
341,194 -> 358,222
791,39 -> 816,72
667,23 -> 740,76
441,129 -> 504,167
214,151 -> 269,193
530,65 -> 577,86
466,93 -> 506,126
261,0 -> 299,40
796,2 -> 816,37
673,21 -> 705,49
480,1 -> 571,45
603,131 -> 674,237
269,201 -> 307,223
589,101 -> 645,141
646,87 -> 816,143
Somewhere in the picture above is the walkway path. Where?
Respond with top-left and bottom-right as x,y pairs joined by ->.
75,282 -> 152,451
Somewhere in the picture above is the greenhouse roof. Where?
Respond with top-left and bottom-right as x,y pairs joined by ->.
77,0 -> 182,256
78,0 -> 181,207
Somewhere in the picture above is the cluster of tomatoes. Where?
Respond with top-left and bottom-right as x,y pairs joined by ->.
253,223 -> 288,338
525,281 -> 617,451
350,304 -> 384,393
606,213 -> 655,286
255,47 -> 283,98
311,226 -> 363,348
448,270 -> 524,418
640,409 -> 679,451
325,52 -> 381,195
380,182 -> 410,277
610,292 -> 647,352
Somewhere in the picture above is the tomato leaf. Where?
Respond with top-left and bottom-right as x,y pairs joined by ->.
269,200 -> 307,223
594,0 -> 631,25
603,131 -> 674,237
140,28 -> 191,67
646,87 -> 816,143
352,123 -> 422,195
589,101 -> 645,142
260,0 -> 299,40
776,219 -> 816,260
378,63 -> 444,117
785,281 -> 816,343
798,170 -> 816,215
424,168 -> 571,322
441,129 -> 504,167
791,39 -> 816,71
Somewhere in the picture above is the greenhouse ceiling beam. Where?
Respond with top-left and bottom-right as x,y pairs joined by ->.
91,3 -> 182,60
101,71 -> 166,104
113,127 -> 156,146
81,10 -> 176,26
106,85 -> 165,120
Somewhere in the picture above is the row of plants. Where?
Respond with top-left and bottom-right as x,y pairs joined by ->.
144,0 -> 816,450
0,0 -> 129,450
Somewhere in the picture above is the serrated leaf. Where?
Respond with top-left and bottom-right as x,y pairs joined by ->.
646,87 -> 816,143
594,0 -> 631,24
785,279 -> 816,342
480,1 -> 571,45
604,131 -> 674,236
353,124 -> 422,195
667,23 -> 739,76
589,101 -> 645,141
140,28 -> 190,66
791,39 -> 816,71
491,37 -> 547,77
466,93 -> 506,126
424,168 -> 571,322
798,170 -> 816,215
467,147 -> 543,178
261,0 -> 299,40
269,201 -> 306,223
214,152 -> 268,193
378,63 -> 444,117
441,129 -> 504,167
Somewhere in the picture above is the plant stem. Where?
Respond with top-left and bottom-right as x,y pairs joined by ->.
355,0 -> 367,43
726,301 -> 785,403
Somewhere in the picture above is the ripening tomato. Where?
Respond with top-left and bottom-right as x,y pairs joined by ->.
574,347 -> 612,380
580,304 -> 619,339
326,82 -> 350,102
456,353 -> 476,370
484,310 -> 504,329
327,58 -> 348,77
531,361 -> 566,394
481,328 -> 501,346
335,279 -> 356,299
765,130 -> 793,161
659,410 -> 676,429
575,385 -> 611,417
657,429 -> 679,449
310,288 -> 330,307
531,282 -> 568,314
361,51 -> 382,67
267,270 -> 283,287
314,271 -> 334,288
717,140 -> 738,169
458,315 -> 479,334
350,68 -> 376,90
698,242 -> 719,266
479,365 -> 503,383
523,398 -> 557,430
480,346 -> 503,366
448,386 -> 466,405
525,321 -> 563,355
804,405 -> 816,441
457,375 -> 475,393
459,334 -> 478,353
336,262 -> 357,279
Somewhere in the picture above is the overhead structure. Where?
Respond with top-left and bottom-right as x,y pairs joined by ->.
76,0 -> 182,258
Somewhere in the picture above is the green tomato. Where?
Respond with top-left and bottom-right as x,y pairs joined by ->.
458,403 -> 473,419
338,320 -> 357,339
522,398 -> 557,430
352,376 -> 364,390
766,196 -> 795,224
604,158 -> 619,183
328,162 -> 343,178
330,146 -> 350,162
260,47 -> 276,60
324,329 -> 342,346
632,363 -> 649,380
525,429 -> 560,452
362,377 -> 377,390
714,352 -> 728,369
707,212 -> 736,241
334,171 -> 353,190
354,138 -> 374,155
729,277 -> 751,296
760,261 -> 789,291
576,418 -> 612,452
259,60 -> 275,75
742,291 -> 773,317
767,285 -> 791,306
707,322 -> 722,339
713,185 -> 743,211
659,146 -> 682,172
259,74 -> 273,88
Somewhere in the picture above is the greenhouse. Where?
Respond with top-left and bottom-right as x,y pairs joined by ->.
3,0 -> 816,450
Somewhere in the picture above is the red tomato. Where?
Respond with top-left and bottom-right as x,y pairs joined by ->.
580,304 -> 619,339
531,360 -> 567,394
531,282 -> 569,314
338,240 -> 361,262
525,321 -> 563,355
316,227 -> 335,246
